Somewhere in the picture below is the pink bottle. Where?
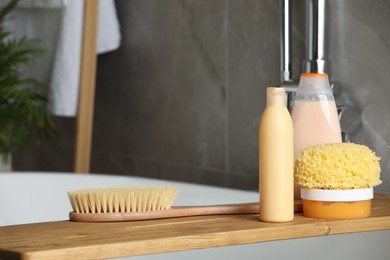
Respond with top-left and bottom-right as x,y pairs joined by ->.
291,73 -> 342,198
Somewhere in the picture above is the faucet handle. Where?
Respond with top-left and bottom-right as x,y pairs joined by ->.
338,105 -> 361,143
331,80 -> 343,97
331,81 -> 361,142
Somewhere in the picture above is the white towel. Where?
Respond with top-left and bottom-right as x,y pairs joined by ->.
1,0 -> 67,9
96,0 -> 121,54
18,0 -> 67,8
3,0 -> 121,116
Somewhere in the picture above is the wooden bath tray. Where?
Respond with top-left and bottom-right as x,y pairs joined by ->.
1,194 -> 390,260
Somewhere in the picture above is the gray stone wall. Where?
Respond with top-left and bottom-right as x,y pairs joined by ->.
15,0 -> 390,192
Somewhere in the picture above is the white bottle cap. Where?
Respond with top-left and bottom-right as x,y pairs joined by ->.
301,188 -> 373,202
267,87 -> 286,107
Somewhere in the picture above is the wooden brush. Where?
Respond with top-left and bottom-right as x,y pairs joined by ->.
68,186 -> 302,222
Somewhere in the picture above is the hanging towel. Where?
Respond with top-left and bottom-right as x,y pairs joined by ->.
3,0 -> 121,116
96,0 -> 121,54
0,0 -> 67,9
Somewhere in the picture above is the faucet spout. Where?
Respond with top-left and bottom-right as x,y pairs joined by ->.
303,0 -> 329,74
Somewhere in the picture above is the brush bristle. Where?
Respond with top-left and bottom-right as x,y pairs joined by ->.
68,186 -> 177,214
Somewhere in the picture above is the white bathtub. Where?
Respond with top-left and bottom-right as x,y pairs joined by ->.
1,172 -> 389,260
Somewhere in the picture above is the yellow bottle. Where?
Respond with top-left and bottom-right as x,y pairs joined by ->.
259,87 -> 294,222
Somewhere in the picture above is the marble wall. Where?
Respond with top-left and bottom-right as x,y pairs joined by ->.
14,0 -> 390,192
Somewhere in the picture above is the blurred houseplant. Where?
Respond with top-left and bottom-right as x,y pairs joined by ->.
0,0 -> 55,169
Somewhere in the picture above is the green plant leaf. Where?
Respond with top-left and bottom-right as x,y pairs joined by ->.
0,0 -> 56,155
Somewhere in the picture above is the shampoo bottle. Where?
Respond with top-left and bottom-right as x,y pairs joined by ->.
291,73 -> 341,198
259,87 -> 294,222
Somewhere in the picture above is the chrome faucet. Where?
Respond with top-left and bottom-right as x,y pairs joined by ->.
304,0 -> 329,74
280,0 -> 360,141
280,0 -> 296,110
281,0 -> 293,83
281,0 -> 328,78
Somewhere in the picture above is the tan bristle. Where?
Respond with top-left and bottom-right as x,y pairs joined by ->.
67,186 -> 177,214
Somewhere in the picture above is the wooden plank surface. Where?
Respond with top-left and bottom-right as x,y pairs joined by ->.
1,194 -> 390,260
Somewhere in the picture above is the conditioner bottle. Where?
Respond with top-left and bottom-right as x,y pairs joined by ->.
259,87 -> 294,222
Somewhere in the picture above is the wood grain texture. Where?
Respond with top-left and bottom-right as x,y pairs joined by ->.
1,194 -> 390,260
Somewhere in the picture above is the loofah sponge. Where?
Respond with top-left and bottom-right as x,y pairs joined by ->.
295,143 -> 381,190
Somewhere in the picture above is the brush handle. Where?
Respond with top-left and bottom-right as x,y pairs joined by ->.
69,201 -> 303,222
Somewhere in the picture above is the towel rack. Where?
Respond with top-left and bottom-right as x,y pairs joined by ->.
74,0 -> 99,173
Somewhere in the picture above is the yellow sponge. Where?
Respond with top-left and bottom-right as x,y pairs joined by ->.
295,143 -> 381,190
